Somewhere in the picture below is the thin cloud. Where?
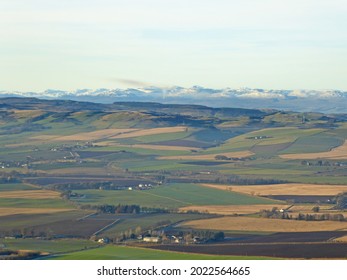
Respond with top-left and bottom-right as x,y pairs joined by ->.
110,78 -> 172,89
111,78 -> 152,88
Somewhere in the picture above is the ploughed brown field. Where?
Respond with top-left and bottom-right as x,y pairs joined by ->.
147,243 -> 347,259
202,183 -> 347,196
181,216 -> 347,232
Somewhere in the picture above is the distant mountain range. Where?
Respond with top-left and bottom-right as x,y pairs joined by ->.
1,86 -> 346,113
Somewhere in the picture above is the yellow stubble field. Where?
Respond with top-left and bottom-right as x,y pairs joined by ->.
202,183 -> 347,196
181,216 -> 347,232
0,190 -> 61,199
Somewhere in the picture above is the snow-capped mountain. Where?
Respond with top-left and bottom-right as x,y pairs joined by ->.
1,87 -> 346,113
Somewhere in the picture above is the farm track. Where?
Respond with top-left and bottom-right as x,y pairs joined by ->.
92,219 -> 121,236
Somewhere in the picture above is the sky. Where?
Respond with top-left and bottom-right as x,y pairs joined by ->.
1,0 -> 347,91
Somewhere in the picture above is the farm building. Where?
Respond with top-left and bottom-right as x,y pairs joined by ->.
143,236 -> 161,243
97,237 -> 110,244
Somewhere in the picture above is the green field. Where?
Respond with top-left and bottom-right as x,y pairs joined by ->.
280,132 -> 344,154
48,245 -> 275,260
0,238 -> 98,253
71,183 -> 277,209
0,198 -> 71,208
204,127 -> 320,152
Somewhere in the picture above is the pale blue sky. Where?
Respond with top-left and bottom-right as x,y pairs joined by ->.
1,0 -> 347,91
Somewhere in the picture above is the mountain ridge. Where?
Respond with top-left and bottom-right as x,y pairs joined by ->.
1,86 -> 346,113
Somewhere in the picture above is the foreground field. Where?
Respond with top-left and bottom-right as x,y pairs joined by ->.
181,216 -> 347,232
48,245 -> 274,260
0,238 -> 98,254
148,243 -> 347,259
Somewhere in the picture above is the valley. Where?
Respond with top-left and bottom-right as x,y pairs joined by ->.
0,97 -> 346,259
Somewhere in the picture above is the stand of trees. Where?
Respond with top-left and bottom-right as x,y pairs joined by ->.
78,204 -> 172,214
79,204 -> 140,214
260,208 -> 345,222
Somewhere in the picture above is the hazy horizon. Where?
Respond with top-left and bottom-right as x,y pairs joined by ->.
1,0 -> 347,91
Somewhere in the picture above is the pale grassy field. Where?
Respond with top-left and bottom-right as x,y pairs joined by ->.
99,142 -> 198,151
30,128 -> 137,142
0,207 -> 75,216
179,204 -> 288,215
202,183 -> 347,196
111,126 -> 188,139
333,235 -> 347,242
280,140 -> 347,160
159,150 -> 254,160
12,110 -> 45,119
181,216 -> 347,232
290,205 -> 332,212
122,144 -> 197,151
0,190 -> 61,199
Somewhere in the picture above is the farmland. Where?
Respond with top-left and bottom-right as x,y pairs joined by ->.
179,204 -> 288,215
280,140 -> 347,160
0,98 -> 346,259
48,245 -> 274,260
202,183 -> 347,196
180,216 -> 347,232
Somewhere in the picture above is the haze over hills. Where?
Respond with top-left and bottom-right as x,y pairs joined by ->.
1,86 -> 346,113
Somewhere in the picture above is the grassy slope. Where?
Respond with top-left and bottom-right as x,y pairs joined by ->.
0,238 -> 98,253
48,245 -> 275,260
0,198 -> 71,208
